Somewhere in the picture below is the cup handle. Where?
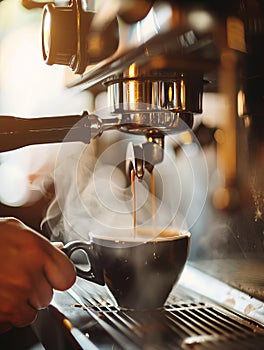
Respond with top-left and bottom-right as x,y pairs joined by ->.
62,241 -> 105,285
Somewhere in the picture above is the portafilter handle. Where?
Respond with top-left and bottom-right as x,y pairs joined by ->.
0,111 -> 118,152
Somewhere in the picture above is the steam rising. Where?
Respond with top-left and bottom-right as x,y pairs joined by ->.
45,139 -> 181,243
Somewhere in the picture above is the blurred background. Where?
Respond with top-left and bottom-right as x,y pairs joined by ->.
0,0 -> 95,229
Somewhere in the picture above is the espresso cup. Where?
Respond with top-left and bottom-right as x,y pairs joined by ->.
63,229 -> 191,310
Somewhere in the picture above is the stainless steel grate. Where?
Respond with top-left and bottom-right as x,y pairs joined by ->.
66,281 -> 264,350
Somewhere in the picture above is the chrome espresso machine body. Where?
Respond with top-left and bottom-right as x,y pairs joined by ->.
1,0 -> 264,349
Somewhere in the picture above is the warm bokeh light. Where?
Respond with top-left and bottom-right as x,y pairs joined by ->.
188,10 -> 214,33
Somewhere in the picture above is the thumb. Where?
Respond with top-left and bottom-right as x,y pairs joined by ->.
44,243 -> 76,291
51,241 -> 64,249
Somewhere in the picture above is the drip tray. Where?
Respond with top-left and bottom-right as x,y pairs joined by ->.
33,274 -> 264,350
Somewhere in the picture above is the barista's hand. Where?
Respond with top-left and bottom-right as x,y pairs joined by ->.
0,217 -> 76,333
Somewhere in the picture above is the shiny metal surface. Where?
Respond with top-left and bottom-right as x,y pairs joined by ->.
180,263 -> 264,325
33,265 -> 264,349
104,71 -> 203,114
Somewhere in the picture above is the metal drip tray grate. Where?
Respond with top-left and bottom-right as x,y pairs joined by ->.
60,280 -> 264,350
164,303 -> 263,346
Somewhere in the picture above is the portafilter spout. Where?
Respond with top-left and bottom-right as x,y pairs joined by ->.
123,109 -> 193,180
126,135 -> 164,181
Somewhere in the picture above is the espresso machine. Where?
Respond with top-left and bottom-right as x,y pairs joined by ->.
0,0 -> 264,349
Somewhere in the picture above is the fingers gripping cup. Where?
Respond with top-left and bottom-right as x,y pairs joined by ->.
63,229 -> 191,310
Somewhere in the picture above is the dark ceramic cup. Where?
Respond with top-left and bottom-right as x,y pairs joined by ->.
63,229 -> 191,310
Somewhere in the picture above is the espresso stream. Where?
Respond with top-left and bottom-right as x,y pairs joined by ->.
131,169 -> 156,238
131,169 -> 137,238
